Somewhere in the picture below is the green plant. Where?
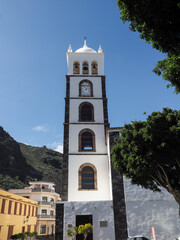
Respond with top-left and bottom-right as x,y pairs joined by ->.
25,231 -> 31,236
112,108 -> 180,207
66,228 -> 76,239
18,233 -> 26,239
66,224 -> 93,240
117,0 -> 180,92
31,232 -> 37,236
11,234 -> 19,240
77,224 -> 93,240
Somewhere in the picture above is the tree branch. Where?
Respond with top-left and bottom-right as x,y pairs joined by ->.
157,164 -> 174,194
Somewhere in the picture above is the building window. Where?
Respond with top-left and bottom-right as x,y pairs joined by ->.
1,199 -> 6,213
35,207 -> 38,217
79,163 -> 97,190
79,80 -> 93,97
73,61 -> 80,74
79,129 -> 95,151
91,61 -> 98,74
50,210 -> 54,216
40,225 -> 46,234
24,204 -> 27,216
19,203 -> 22,215
42,196 -> 48,202
28,205 -> 31,216
79,102 -> 94,122
14,202 -> 17,215
41,209 -> 47,215
32,206 -> 34,216
7,226 -> 14,240
27,225 -> 31,232
8,200 -> 12,214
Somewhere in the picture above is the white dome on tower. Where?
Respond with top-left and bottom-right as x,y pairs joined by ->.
75,39 -> 97,53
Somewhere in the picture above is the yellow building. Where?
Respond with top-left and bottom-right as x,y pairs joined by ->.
9,181 -> 61,239
0,189 -> 38,240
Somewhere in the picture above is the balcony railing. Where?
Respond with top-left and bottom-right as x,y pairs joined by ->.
32,188 -> 55,193
38,201 -> 56,207
37,214 -> 55,219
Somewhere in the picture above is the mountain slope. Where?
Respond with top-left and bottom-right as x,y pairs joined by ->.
0,127 -> 63,194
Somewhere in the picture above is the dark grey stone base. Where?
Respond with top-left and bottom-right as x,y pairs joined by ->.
109,130 -> 128,240
55,203 -> 64,240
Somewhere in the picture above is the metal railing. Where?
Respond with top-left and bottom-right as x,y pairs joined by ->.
38,201 -> 56,207
37,214 -> 55,219
32,188 -> 55,193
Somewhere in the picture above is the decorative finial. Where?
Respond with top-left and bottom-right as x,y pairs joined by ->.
68,44 -> 72,52
98,45 -> 103,53
84,36 -> 87,47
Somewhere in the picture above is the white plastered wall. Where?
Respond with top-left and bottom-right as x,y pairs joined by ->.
63,201 -> 115,240
68,155 -> 111,201
124,178 -> 180,240
39,206 -> 55,215
67,52 -> 104,75
68,124 -> 107,154
69,76 -> 102,98
69,99 -> 104,123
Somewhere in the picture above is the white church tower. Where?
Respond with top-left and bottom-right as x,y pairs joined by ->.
56,40 -> 128,240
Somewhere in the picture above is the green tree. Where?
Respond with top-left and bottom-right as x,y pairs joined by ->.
111,108 -> 180,207
117,0 -> 180,92
66,224 -> 93,240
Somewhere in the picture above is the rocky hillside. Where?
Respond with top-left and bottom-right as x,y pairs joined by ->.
0,127 -> 63,194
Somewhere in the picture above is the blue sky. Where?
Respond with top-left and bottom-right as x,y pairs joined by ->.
0,0 -> 179,152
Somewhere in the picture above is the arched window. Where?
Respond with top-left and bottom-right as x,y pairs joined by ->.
79,102 -> 94,121
79,80 -> 93,97
91,61 -> 98,74
79,163 -> 97,190
73,61 -> 80,74
79,129 -> 95,151
82,61 -> 89,74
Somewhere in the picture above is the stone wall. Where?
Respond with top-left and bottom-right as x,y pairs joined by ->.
109,129 -> 128,240
55,203 -> 64,240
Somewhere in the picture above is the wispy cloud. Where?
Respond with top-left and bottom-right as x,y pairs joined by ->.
32,125 -> 48,132
48,141 -> 63,153
55,144 -> 63,153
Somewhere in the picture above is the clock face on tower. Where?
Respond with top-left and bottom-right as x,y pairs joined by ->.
81,82 -> 91,96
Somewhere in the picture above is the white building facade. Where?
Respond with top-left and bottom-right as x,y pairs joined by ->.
55,41 -> 128,240
9,181 -> 61,239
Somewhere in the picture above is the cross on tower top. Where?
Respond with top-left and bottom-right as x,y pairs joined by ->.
84,36 -> 87,47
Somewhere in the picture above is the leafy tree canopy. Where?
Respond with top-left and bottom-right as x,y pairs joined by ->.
117,0 -> 180,92
67,224 -> 93,240
111,108 -> 180,206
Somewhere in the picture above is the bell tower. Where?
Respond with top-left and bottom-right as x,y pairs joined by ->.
56,40 -> 128,240
63,39 -> 111,203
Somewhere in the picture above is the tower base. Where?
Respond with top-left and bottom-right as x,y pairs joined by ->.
55,201 -> 116,240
